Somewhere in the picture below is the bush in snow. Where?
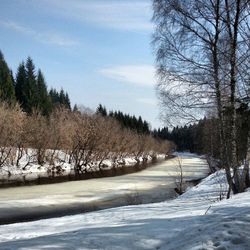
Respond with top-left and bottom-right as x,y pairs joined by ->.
0,103 -> 173,175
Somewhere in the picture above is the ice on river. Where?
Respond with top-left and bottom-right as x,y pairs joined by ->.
0,154 -> 209,223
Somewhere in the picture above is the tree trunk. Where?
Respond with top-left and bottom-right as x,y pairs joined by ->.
225,0 -> 242,194
245,130 -> 250,187
212,1 -> 233,197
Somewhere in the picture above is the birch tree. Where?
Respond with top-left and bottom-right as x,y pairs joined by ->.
152,0 -> 250,196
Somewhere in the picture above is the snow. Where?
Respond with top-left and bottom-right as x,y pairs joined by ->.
0,149 -> 166,183
0,156 -> 249,249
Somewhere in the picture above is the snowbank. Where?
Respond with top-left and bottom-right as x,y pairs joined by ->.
0,150 -> 167,184
0,169 -> 249,249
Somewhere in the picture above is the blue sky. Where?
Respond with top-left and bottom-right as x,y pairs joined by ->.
0,0 -> 162,128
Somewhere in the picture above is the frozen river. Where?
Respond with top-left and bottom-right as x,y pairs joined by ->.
0,153 -> 209,224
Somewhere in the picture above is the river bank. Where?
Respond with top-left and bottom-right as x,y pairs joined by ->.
0,154 -> 172,188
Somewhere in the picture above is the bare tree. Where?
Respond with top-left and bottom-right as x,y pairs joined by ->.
94,117 -> 121,169
174,156 -> 185,194
45,108 -> 74,168
0,103 -> 25,169
25,111 -> 51,166
152,0 -> 250,196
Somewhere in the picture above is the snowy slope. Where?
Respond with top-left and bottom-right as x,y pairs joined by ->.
0,170 -> 249,250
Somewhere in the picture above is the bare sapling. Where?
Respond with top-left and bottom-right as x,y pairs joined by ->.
125,188 -> 142,205
174,156 -> 185,195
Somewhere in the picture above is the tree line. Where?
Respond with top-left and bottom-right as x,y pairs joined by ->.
154,104 -> 249,182
96,104 -> 150,134
0,50 -> 71,115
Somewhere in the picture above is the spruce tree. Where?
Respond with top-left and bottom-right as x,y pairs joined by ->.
0,51 -> 15,103
37,69 -> 52,115
138,116 -> 143,133
49,88 -> 60,106
59,88 -> 65,105
143,120 -> 150,134
24,57 -> 37,113
96,104 -> 107,116
64,92 -> 71,110
49,88 -> 71,110
15,62 -> 27,108
73,104 -> 78,112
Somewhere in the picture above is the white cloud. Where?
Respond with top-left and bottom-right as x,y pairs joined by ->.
0,21 -> 31,34
0,20 -> 78,47
35,0 -> 153,32
136,98 -> 157,106
99,64 -> 156,87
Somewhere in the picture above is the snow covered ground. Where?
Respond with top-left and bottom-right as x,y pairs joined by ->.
0,156 -> 249,249
0,150 -> 166,184
0,154 -> 209,224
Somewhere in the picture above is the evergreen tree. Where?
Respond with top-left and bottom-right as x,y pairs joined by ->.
15,62 -> 27,108
0,51 -> 72,114
24,57 -> 37,113
96,104 -> 107,116
64,92 -> 71,110
59,89 -> 65,105
0,51 -> 15,103
143,120 -> 150,134
49,87 -> 71,110
137,116 -> 143,133
109,110 -> 114,117
73,104 -> 78,112
58,89 -> 71,109
97,105 -> 151,134
49,88 -> 60,106
37,69 -> 52,115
